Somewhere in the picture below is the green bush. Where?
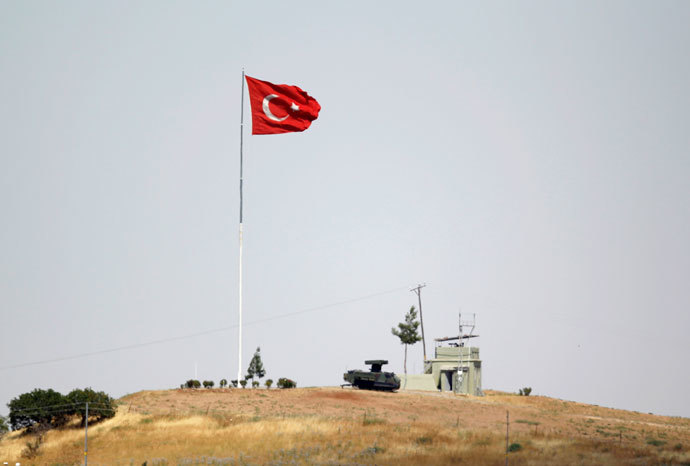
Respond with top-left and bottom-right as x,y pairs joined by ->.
508,442 -> 522,452
240,379 -> 247,388
265,379 -> 273,389
219,379 -> 228,388
277,378 -> 296,389
185,379 -> 201,389
252,380 -> 259,388
518,387 -> 532,396
0,415 -> 8,437
202,380 -> 214,389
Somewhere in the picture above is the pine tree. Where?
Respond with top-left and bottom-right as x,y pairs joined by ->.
246,347 -> 266,385
391,306 -> 422,375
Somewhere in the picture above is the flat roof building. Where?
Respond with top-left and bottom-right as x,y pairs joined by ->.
400,335 -> 482,396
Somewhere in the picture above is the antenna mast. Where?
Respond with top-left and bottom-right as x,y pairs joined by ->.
411,284 -> 427,361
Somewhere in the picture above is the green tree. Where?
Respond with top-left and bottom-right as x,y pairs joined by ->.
246,347 -> 266,384
8,388 -> 67,430
219,379 -> 228,388
66,388 -> 116,427
391,306 -> 422,375
239,379 -> 247,389
265,379 -> 273,389
0,415 -> 8,438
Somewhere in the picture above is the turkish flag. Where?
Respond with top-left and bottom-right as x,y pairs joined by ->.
245,75 -> 321,135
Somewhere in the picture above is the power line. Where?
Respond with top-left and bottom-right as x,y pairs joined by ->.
7,402 -> 114,415
0,285 -> 410,371
8,405 -> 113,417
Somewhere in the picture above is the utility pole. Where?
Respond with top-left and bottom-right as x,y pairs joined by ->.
411,284 -> 427,361
84,402 -> 89,466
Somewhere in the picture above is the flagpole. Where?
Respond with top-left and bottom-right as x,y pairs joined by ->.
238,69 -> 245,385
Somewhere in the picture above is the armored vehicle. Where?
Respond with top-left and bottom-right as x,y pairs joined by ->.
343,360 -> 401,391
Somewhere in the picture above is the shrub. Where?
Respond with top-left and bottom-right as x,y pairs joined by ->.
363,443 -> 385,454
240,379 -> 247,389
219,379 -> 228,388
277,378 -> 296,389
231,380 -> 238,388
265,379 -> 273,389
0,416 -> 8,438
518,387 -> 532,396
203,380 -> 214,389
22,433 -> 44,459
515,419 -> 540,426
646,438 -> 666,447
185,379 -> 201,389
508,442 -> 522,452
252,380 -> 260,388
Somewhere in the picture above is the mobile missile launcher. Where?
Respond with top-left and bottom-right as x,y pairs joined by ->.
343,360 -> 401,391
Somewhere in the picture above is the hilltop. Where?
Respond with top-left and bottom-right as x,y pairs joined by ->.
1,387 -> 688,464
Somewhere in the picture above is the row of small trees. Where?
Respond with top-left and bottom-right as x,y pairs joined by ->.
6,388 -> 116,432
181,377 -> 296,389
180,347 -> 295,389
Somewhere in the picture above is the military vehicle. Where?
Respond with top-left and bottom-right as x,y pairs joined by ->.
343,360 -> 401,391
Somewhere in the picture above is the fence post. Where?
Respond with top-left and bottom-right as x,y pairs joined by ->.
505,410 -> 509,466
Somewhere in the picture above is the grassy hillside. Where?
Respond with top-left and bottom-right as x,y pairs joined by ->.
1,387 -> 689,465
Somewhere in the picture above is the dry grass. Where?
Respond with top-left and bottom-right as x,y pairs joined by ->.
1,388 -> 689,465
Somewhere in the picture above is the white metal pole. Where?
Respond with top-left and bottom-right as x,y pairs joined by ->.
237,70 -> 245,385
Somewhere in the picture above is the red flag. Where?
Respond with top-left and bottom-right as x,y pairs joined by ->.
245,75 -> 321,135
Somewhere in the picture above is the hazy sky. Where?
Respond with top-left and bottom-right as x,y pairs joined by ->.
1,1 -> 689,418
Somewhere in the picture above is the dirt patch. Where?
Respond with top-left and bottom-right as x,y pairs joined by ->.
308,389 -> 365,402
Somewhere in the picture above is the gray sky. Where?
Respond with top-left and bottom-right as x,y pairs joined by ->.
1,1 -> 689,418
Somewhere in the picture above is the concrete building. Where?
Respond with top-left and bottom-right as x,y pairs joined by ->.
400,337 -> 483,396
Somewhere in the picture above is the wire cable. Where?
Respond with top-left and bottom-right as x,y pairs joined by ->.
0,284 -> 410,371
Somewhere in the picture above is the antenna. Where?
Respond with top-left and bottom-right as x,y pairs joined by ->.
411,284 -> 427,361
457,312 -> 477,389
458,312 -> 476,347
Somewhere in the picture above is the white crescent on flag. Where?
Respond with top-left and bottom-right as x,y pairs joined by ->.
262,94 -> 288,122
